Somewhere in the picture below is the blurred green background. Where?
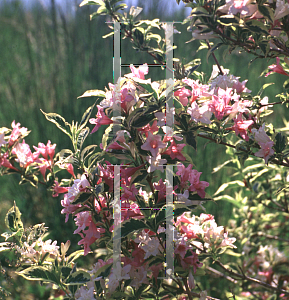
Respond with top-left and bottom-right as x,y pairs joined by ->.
0,0 -> 287,298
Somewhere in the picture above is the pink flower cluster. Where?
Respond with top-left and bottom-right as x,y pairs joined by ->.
175,163 -> 209,199
0,121 -> 75,184
175,213 -> 236,251
251,123 -> 275,164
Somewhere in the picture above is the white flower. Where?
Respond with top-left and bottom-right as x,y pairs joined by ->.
147,154 -> 167,173
75,286 -> 95,300
38,239 -> 59,257
67,174 -> 90,202
135,230 -> 162,259
209,65 -> 230,80
162,126 -> 183,141
199,290 -> 207,300
188,270 -> 195,289
0,133 -> 7,147
128,265 -> 150,289
251,123 -> 272,144
187,102 -> 212,125
275,0 -> 289,20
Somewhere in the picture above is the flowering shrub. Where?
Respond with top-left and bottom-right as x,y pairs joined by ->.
1,0 -> 289,299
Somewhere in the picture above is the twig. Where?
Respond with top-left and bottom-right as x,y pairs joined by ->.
206,266 -> 238,284
206,40 -> 223,75
182,277 -> 193,300
214,260 -> 289,296
197,132 -> 289,168
251,232 -> 289,243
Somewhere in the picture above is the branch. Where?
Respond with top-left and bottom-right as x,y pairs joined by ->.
214,260 -> 289,296
251,232 -> 289,243
206,266 -> 238,284
197,133 -> 289,168
206,40 -> 223,75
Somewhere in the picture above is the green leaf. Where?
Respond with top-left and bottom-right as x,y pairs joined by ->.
76,127 -> 90,150
147,33 -> 162,44
274,132 -> 287,153
113,3 -> 127,12
213,195 -> 242,207
93,262 -> 113,279
79,0 -> 104,7
41,110 -> 71,138
17,266 -> 59,284
81,145 -> 98,162
130,78 -> 158,99
183,132 -> 197,150
72,192 -> 92,205
259,42 -> 270,57
61,267 -> 73,279
133,28 -> 144,45
5,201 -> 23,233
102,31 -> 114,39
65,270 -> 91,285
115,219 -> 149,238
67,250 -> 85,264
95,182 -> 104,195
217,15 -> 239,26
102,124 -> 114,150
129,169 -> 148,186
155,208 -> 166,227
246,20 -> 268,35
79,104 -> 95,129
214,180 -> 245,196
258,4 -> 274,22
283,79 -> 289,90
131,113 -> 156,128
212,160 -> 238,173
190,7 -> 210,17
77,89 -> 106,99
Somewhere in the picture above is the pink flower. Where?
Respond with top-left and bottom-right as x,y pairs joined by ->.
36,158 -> 52,179
141,132 -> 167,157
12,140 -> 39,168
89,105 -> 113,133
265,57 -> 289,77
179,250 -> 203,272
153,178 -> 167,203
0,151 -> 18,171
187,102 -> 212,125
61,194 -> 82,222
251,123 -> 271,144
209,87 -> 233,120
188,169 -> 209,198
163,139 -> 186,161
33,140 -> 56,160
98,162 -> 114,192
8,121 -> 29,146
254,141 -> 275,164
149,263 -> 164,284
137,120 -> 159,137
59,163 -> 76,178
218,0 -> 257,17
78,221 -> 105,256
126,63 -> 149,79
74,211 -> 91,234
0,133 -> 7,147
182,78 -> 211,103
174,87 -> 192,106
227,113 -> 254,141
52,181 -> 68,197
